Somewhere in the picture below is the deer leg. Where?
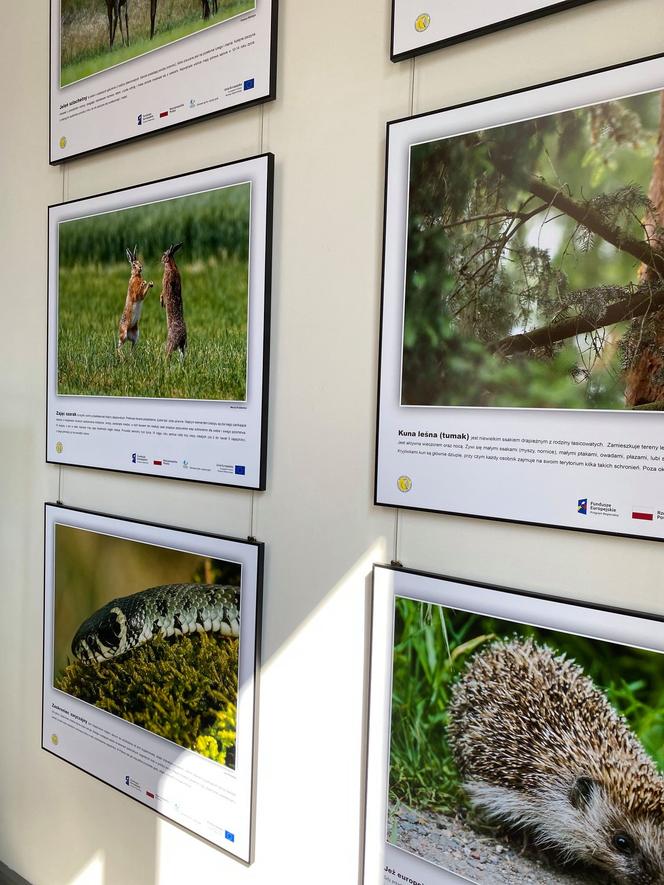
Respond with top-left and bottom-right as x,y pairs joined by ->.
150,0 -> 157,38
107,4 -> 113,47
118,1 -> 127,46
124,1 -> 129,45
111,2 -> 120,47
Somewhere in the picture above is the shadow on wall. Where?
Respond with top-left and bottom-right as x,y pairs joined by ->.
36,507 -> 384,885
0,424 -> 162,885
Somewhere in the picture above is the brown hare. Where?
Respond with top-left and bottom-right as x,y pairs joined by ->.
118,246 -> 153,349
160,242 -> 187,358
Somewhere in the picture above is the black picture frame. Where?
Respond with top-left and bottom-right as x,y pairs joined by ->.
47,153 -> 274,491
374,52 -> 664,541
50,0 -> 278,164
390,0 -> 596,63
364,562 -> 664,884
42,502 -> 264,862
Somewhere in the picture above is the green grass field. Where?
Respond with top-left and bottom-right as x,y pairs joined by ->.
61,0 -> 255,87
58,258 -> 248,400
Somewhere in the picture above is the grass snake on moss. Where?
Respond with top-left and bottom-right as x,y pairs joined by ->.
72,584 -> 240,664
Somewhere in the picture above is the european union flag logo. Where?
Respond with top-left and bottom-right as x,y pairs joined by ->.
225,831 -> 235,843
235,465 -> 246,476
578,498 -> 588,515
243,79 -> 255,91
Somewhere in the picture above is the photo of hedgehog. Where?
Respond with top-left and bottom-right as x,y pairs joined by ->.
388,599 -> 664,884
53,524 -> 242,769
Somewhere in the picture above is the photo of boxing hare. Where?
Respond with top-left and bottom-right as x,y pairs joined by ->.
389,599 -> 664,884
60,0 -> 256,88
117,245 -> 154,349
57,182 -> 250,400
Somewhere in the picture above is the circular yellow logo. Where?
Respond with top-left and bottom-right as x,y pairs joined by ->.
59,137 -> 67,149
51,734 -> 59,746
415,13 -> 431,32
397,475 -> 413,493
55,442 -> 64,454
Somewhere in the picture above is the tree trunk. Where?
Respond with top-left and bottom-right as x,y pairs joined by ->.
488,99 -> 664,407
642,92 -> 664,279
625,93 -> 664,407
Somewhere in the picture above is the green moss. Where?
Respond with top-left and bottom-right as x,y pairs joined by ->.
56,632 -> 238,768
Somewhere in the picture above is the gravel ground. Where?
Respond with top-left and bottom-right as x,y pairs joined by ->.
389,804 -> 606,884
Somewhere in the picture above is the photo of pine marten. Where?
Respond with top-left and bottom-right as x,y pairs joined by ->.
402,90 -> 664,411
388,599 -> 664,884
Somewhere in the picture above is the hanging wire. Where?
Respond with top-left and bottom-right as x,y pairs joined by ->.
392,59 -> 416,567
392,508 -> 401,566
248,104 -> 267,541
249,490 -> 256,541
57,163 -> 70,506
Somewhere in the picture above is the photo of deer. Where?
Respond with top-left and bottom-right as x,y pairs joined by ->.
60,0 -> 256,87
57,183 -> 251,401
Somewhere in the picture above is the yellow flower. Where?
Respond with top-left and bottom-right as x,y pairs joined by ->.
195,735 -> 220,760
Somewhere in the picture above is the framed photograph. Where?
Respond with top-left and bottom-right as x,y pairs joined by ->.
47,154 -> 273,490
50,0 -> 277,163
365,564 -> 664,885
375,54 -> 664,538
43,503 -> 263,860
391,1 -> 596,62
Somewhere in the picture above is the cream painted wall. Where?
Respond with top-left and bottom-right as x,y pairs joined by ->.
0,1 -> 663,883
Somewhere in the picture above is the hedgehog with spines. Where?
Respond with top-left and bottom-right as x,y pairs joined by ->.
448,637 -> 664,884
